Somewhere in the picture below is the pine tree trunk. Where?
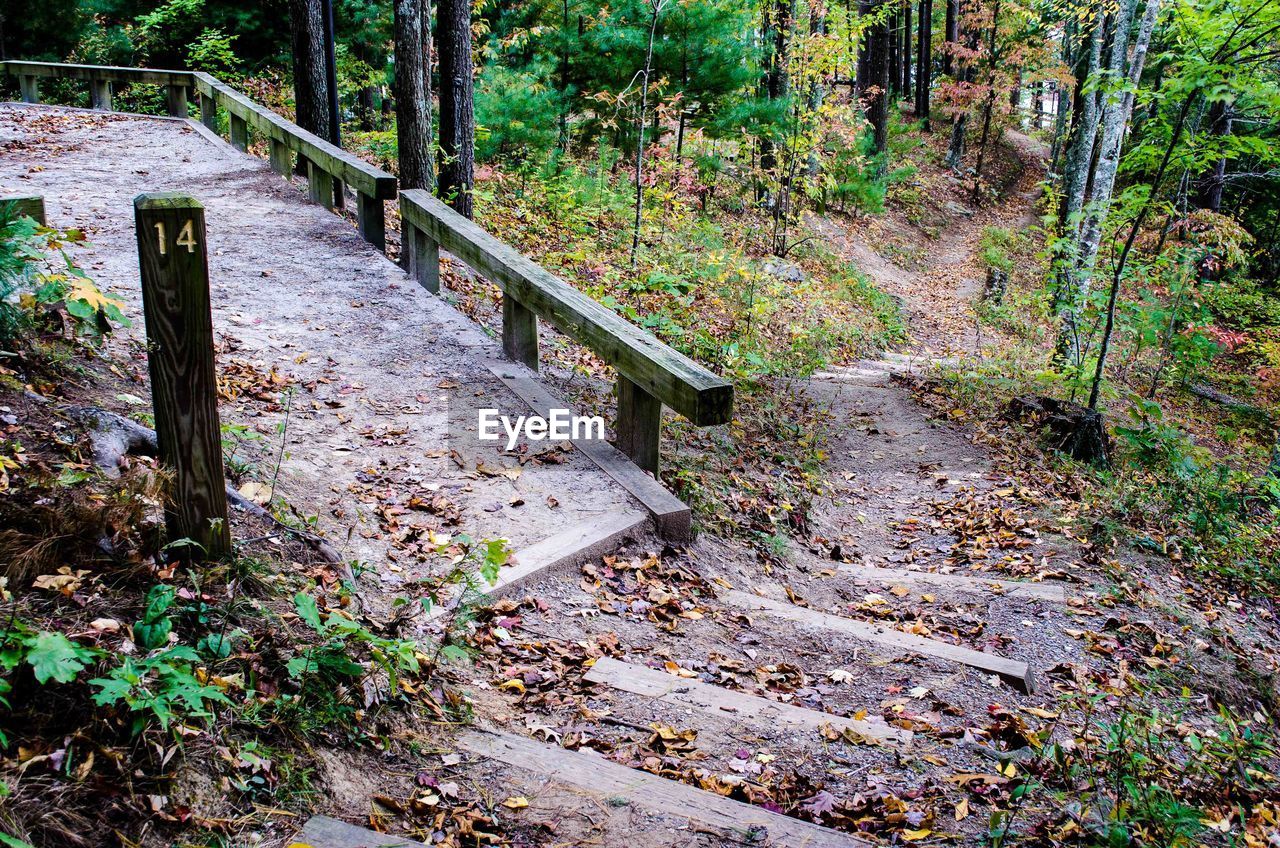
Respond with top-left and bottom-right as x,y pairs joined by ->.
867,0 -> 891,157
942,0 -> 958,77
888,8 -> 901,99
290,0 -> 333,145
436,0 -> 475,218
915,0 -> 931,128
902,0 -> 912,96
857,0 -> 871,92
394,0 -> 434,190
970,0 -> 1002,201
759,0 -> 793,195
630,0 -> 664,263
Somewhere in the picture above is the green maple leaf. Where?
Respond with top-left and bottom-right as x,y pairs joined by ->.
26,632 -> 95,684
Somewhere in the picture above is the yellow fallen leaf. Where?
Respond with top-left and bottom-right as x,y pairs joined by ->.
955,797 -> 970,820
498,679 -> 526,694
902,829 -> 932,841
502,796 -> 529,810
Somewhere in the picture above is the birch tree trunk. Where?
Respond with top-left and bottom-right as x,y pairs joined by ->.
394,0 -> 434,191
1055,0 -> 1161,364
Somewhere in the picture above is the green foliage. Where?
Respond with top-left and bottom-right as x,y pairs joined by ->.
0,625 -> 98,686
89,646 -> 230,732
475,62 -> 560,165
186,27 -> 241,76
0,202 -> 129,347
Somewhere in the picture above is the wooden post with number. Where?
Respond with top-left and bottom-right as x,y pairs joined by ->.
134,193 -> 231,559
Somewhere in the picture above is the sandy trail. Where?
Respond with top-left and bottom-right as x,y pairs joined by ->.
0,104 -> 640,610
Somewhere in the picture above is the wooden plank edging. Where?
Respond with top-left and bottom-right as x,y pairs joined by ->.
402,189 -> 732,426
458,729 -> 874,847
583,656 -> 913,745
722,589 -> 1036,693
837,563 -> 1071,603
487,362 -> 692,540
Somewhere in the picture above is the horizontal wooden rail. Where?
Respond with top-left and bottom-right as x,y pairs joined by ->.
400,189 -> 733,475
1,60 -> 396,252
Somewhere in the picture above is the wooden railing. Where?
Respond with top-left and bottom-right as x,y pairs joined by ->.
3,60 -> 734,476
401,190 -> 733,474
1,61 -> 396,252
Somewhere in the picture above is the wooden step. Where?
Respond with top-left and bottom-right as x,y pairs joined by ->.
290,815 -> 425,848
584,656 -> 912,745
721,589 -> 1035,694
427,511 -> 647,621
459,729 -> 873,847
838,563 -> 1070,603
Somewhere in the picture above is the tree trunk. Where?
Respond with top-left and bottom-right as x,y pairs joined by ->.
630,0 -> 664,264
867,0 -> 892,157
970,0 -> 1002,201
290,0 -> 333,146
902,0 -> 912,96
759,0 -> 793,196
808,6 -> 827,179
857,0 -> 871,92
888,7 -> 901,99
942,0 -> 958,77
1054,16 -> 1103,235
1195,98 -> 1231,211
437,0 -> 476,218
1057,0 -> 1162,367
394,0 -> 434,190
915,0 -> 931,128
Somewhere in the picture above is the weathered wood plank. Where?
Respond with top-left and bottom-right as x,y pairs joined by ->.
356,193 -> 385,252
3,60 -> 192,87
837,564 -> 1070,603
199,92 -> 218,130
165,84 -> 187,118
584,657 -> 913,745
616,376 -> 662,476
307,160 -> 335,210
721,590 -> 1036,693
401,189 -> 732,426
229,114 -> 248,151
460,730 -> 873,847
192,72 -> 396,200
486,362 -> 692,539
2,196 -> 46,225
501,296 -> 538,370
402,223 -> 440,294
133,193 -> 230,559
90,79 -> 111,110
426,511 -> 648,622
18,74 -> 39,103
291,815 -> 425,848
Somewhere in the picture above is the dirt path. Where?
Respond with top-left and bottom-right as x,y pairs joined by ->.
0,104 -> 641,617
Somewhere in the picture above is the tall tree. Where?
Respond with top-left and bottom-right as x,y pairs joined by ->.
393,0 -> 434,190
630,0 -> 668,263
969,0 -> 1002,201
760,0 -> 795,189
437,0 -> 476,218
290,0 -> 334,145
1196,99 -> 1232,211
915,0 -> 931,127
867,0 -> 891,156
901,0 -> 912,95
1055,0 -> 1162,365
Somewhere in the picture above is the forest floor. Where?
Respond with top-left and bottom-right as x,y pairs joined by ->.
3,103 -> 1277,848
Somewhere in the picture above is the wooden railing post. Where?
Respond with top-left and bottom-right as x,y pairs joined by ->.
268,138 -> 292,176
401,222 -> 440,293
199,92 -> 218,131
502,297 -> 539,371
616,377 -> 662,477
229,113 -> 248,150
2,195 -> 47,225
133,192 -> 231,559
307,161 -> 334,210
166,84 -> 188,117
19,75 -> 39,103
356,192 -> 385,252
90,79 -> 112,110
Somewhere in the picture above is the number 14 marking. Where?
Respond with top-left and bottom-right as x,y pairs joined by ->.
154,219 -> 198,255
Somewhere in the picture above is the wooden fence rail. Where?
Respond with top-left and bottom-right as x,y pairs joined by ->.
400,189 -> 733,475
3,60 -> 734,477
1,60 -> 396,252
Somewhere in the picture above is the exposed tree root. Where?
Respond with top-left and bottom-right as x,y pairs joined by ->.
64,406 -> 344,564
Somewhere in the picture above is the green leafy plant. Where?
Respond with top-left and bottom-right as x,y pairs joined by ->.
89,646 -> 230,732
